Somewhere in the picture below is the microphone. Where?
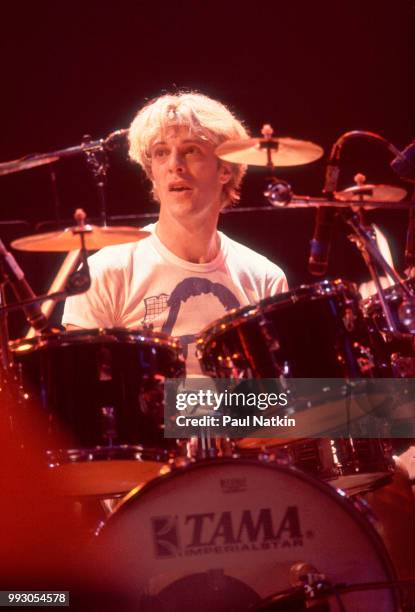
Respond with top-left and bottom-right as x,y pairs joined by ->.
405,192 -> 415,267
308,141 -> 341,277
390,140 -> 415,181
308,207 -> 336,276
0,239 -> 50,332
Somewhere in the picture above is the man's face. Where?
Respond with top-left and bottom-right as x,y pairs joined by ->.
150,126 -> 230,221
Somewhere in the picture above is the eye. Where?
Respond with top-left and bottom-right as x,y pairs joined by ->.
152,147 -> 169,159
184,145 -> 202,156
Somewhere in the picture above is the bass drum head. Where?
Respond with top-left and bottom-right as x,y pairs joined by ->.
97,459 -> 399,611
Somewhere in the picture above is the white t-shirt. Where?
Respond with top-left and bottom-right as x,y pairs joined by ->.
358,225 -> 395,300
62,223 -> 288,374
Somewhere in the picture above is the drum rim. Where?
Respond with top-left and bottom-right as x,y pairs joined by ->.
46,444 -> 171,466
361,277 -> 415,313
10,326 -> 184,355
98,456 -> 399,604
196,277 -> 358,348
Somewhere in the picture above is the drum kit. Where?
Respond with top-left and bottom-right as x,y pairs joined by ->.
0,126 -> 415,611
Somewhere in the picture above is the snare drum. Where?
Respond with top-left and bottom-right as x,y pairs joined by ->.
96,459 -> 399,611
11,328 -> 185,496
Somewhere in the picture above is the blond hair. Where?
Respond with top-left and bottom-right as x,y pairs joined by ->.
128,92 -> 249,207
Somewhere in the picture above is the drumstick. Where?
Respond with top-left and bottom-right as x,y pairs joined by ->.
24,249 -> 81,339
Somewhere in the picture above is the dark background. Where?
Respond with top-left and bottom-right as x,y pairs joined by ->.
0,0 -> 413,335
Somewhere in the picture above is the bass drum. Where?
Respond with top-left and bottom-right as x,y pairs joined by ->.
97,459 -> 399,611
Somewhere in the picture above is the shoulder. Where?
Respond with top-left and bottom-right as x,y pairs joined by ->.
221,232 -> 286,279
87,224 -> 156,274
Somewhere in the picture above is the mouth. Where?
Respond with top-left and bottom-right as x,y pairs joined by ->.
168,183 -> 192,193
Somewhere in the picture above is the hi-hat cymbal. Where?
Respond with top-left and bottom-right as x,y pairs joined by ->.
11,225 -> 150,252
215,137 -> 324,167
335,183 -> 407,202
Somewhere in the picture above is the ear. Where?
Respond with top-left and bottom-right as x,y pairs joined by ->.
219,162 -> 232,185
151,179 -> 160,203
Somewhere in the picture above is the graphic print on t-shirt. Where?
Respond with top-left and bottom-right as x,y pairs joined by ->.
142,277 -> 240,357
142,293 -> 170,325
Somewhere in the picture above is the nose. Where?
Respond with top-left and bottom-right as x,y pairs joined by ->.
167,148 -> 185,173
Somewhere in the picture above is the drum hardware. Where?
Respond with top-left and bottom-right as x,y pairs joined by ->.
308,128 -> 415,343
215,124 -> 324,168
0,214 -> 91,320
323,130 -> 403,194
24,249 -> 81,339
259,196 -> 415,210
390,139 -> 415,184
0,127 -> 129,240
0,127 -> 129,177
362,279 -> 415,336
0,154 -> 60,177
404,187 -> 415,269
263,178 -> 293,207
177,435 -> 235,463
321,131 -> 415,341
0,260 -> 12,372
80,130 -> 130,226
253,578 -> 415,612
346,217 -> 401,334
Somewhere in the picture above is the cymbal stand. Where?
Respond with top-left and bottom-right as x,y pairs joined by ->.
0,264 -> 12,373
82,134 -> 109,227
0,222 -> 91,321
260,124 -> 295,207
343,209 -> 414,334
324,129 -> 414,335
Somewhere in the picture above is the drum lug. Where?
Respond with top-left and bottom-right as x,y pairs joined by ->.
353,342 -> 376,374
258,317 -> 280,351
343,305 -> 357,331
390,353 -> 415,378
100,406 -> 117,444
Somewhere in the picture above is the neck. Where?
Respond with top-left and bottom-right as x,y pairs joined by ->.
156,212 -> 221,263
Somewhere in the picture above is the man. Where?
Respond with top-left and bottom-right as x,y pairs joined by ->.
63,92 -> 288,374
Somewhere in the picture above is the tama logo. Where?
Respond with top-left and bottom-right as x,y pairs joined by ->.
152,506 -> 305,558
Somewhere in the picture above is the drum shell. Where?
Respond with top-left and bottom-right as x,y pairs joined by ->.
362,278 -> 415,336
96,459 -> 400,611
12,328 -> 185,453
237,438 -> 395,495
198,280 -> 377,379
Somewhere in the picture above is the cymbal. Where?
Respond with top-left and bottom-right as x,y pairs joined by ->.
11,225 -> 150,252
215,137 -> 324,167
335,184 -> 407,202
0,155 -> 59,177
